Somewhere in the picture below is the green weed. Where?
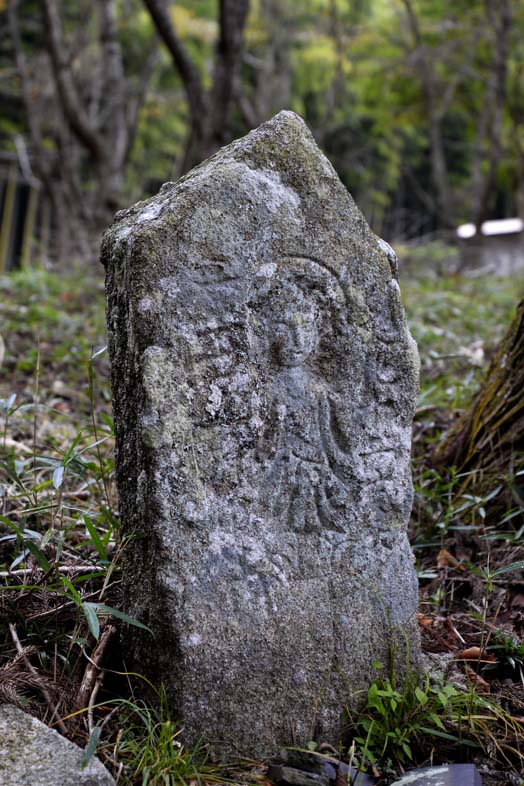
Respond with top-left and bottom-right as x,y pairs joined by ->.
347,660 -> 524,772
111,690 -> 225,786
401,266 -> 519,411
2,253 -> 524,782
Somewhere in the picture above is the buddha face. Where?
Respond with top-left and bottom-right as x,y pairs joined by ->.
270,289 -> 320,367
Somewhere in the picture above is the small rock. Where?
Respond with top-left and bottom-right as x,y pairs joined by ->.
390,763 -> 482,786
0,704 -> 115,786
52,379 -> 66,394
267,764 -> 329,786
477,765 -> 520,786
268,750 -> 374,786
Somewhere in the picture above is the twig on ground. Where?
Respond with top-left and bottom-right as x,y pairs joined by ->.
8,622 -> 67,734
446,617 -> 466,644
25,584 -> 117,622
87,672 -> 105,733
99,704 -> 119,733
113,759 -> 124,785
2,437 -> 34,454
76,624 -> 115,714
0,564 -> 101,578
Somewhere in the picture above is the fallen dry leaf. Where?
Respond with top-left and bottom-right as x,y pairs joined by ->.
510,592 -> 524,610
454,646 -> 495,663
417,612 -> 435,628
464,665 -> 491,692
437,549 -> 465,570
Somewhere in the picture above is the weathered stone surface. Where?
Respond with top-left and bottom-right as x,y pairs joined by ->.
390,764 -> 482,786
102,111 -> 420,756
0,704 -> 115,786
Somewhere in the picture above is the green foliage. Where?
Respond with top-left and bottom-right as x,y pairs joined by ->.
348,660 -> 524,771
0,267 -> 145,701
485,631 -> 524,678
350,667 -> 465,767
113,692 -> 224,786
0,364 -> 137,637
5,0 -> 524,244
402,265 -> 520,411
412,466 -> 516,546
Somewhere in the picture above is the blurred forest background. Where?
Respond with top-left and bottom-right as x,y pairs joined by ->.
0,0 -> 522,265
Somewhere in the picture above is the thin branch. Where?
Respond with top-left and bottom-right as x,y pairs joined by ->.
142,0 -> 207,131
209,0 -> 250,144
435,70 -> 461,122
236,84 -> 258,129
124,33 -> 159,164
42,0 -> 104,161
402,164 -> 438,217
9,623 -> 67,734
24,585 -> 117,622
76,624 -> 115,714
399,0 -> 451,225
14,135 -> 40,186
7,0 -> 45,163
0,564 -> 101,578
473,0 -> 511,227
88,673 -> 104,733
99,0 -> 128,168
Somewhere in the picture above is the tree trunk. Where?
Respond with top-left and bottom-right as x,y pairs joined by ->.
400,0 -> 453,228
143,0 -> 250,173
472,0 -> 511,230
432,300 -> 524,518
8,0 -> 152,262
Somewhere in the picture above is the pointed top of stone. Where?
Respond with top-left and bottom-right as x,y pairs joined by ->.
212,107 -> 331,173
215,108 -> 341,188
192,108 -> 330,172
252,109 -> 307,130
102,109 -> 370,264
224,108 -> 314,152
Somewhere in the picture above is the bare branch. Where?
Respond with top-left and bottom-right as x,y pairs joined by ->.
42,0 -> 104,161
99,0 -> 128,167
125,34 -> 159,163
142,0 -> 207,132
14,135 -> 39,186
473,0 -> 511,227
210,0 -> 251,145
399,0 -> 451,225
7,0 -> 44,157
236,84 -> 258,129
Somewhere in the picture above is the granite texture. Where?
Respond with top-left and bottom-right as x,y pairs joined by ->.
102,110 -> 420,756
0,704 -> 115,786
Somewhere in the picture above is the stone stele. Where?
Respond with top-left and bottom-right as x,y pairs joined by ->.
102,110 -> 420,756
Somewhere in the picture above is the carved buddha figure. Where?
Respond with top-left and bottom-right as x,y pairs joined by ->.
259,274 -> 354,532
